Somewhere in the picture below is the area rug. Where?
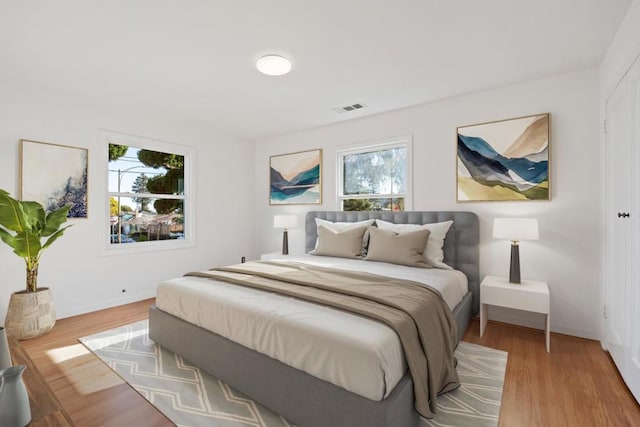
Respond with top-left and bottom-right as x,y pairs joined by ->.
80,321 -> 507,427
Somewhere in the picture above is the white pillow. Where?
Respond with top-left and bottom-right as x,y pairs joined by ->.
315,218 -> 375,232
375,219 -> 454,270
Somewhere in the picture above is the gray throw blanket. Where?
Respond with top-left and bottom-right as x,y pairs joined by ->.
185,260 -> 460,418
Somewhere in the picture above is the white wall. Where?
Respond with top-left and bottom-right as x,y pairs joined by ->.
0,79 -> 255,321
254,68 -> 601,339
600,0 -> 640,96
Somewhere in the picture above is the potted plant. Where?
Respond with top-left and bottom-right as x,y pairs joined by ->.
0,189 -> 72,339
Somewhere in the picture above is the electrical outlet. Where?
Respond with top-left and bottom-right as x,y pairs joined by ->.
241,256 -> 246,263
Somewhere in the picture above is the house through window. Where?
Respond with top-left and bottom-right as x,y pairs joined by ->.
106,134 -> 190,248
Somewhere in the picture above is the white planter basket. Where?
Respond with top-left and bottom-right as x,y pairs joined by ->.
5,288 -> 56,340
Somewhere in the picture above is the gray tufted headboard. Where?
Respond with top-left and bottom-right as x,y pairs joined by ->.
305,211 -> 480,315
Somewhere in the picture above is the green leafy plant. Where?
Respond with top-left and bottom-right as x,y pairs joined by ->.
0,189 -> 72,293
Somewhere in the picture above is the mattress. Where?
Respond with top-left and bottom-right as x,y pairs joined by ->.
155,255 -> 467,401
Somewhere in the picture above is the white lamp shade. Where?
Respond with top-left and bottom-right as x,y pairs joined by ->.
273,214 -> 298,229
493,218 -> 539,241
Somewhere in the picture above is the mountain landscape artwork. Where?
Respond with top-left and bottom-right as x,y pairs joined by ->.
457,113 -> 550,201
270,149 -> 322,204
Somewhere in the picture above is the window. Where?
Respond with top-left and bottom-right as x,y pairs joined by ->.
337,137 -> 412,211
103,131 -> 193,251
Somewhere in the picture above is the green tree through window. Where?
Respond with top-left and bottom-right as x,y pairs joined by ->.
339,140 -> 410,211
132,174 -> 150,211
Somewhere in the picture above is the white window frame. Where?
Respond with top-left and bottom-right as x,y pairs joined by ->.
100,130 -> 195,255
337,135 -> 413,211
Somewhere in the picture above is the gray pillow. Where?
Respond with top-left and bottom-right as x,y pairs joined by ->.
314,218 -> 375,256
311,224 -> 368,259
375,219 -> 453,269
365,227 -> 431,268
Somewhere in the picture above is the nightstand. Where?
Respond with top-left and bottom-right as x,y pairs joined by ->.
480,275 -> 551,353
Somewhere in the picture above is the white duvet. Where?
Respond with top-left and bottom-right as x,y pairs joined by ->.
155,254 -> 467,401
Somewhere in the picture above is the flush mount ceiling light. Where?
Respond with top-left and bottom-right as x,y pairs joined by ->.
256,55 -> 291,76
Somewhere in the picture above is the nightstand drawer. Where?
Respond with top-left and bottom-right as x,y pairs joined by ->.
481,275 -> 550,314
482,284 -> 549,313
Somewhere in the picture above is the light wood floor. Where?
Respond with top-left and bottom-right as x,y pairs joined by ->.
19,299 -> 640,427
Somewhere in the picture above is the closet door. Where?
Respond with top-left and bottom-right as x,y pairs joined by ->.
605,55 -> 640,403
626,57 -> 640,402
605,73 -> 631,375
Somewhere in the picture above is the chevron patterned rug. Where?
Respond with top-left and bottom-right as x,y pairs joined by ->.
80,320 -> 507,427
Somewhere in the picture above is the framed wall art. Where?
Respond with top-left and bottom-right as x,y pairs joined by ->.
457,113 -> 550,202
20,139 -> 89,218
270,149 -> 322,205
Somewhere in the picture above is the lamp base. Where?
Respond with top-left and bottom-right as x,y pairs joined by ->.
509,242 -> 521,284
282,230 -> 289,255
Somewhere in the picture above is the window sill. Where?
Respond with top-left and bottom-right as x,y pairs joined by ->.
100,238 -> 195,256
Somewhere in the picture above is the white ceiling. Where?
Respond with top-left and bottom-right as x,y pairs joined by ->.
0,1 -> 631,140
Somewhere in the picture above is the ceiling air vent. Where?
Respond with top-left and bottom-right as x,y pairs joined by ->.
332,103 -> 367,114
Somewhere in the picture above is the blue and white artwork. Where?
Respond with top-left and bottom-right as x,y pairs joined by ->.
21,140 -> 88,218
270,149 -> 322,205
457,114 -> 550,201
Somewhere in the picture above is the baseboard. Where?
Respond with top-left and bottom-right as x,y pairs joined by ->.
486,307 -> 599,340
55,291 -> 155,319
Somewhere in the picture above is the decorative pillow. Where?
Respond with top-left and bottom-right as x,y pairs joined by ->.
311,224 -> 368,259
375,219 -> 454,269
365,227 -> 431,268
314,218 -> 375,255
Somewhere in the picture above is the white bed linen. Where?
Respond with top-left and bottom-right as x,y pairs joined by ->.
155,255 -> 467,401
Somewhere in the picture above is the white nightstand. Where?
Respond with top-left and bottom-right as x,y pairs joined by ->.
480,275 -> 551,353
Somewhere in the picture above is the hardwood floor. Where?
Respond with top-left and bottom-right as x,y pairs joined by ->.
19,299 -> 172,427
18,299 -> 640,427
9,335 -> 73,426
464,319 -> 640,426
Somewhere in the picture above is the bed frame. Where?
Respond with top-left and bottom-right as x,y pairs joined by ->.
149,211 -> 479,427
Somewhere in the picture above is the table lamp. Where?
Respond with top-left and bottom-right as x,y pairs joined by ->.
493,218 -> 539,284
273,215 -> 298,255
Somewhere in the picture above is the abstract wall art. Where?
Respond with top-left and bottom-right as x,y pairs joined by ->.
457,113 -> 550,202
270,149 -> 322,205
20,140 -> 89,218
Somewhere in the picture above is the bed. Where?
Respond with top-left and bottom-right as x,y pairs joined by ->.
149,211 -> 479,427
